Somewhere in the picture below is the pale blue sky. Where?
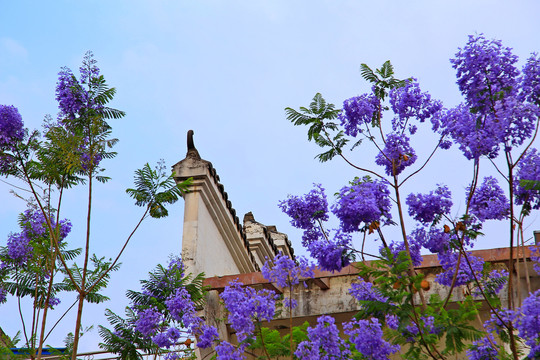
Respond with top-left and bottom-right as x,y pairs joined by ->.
1,0 -> 540,352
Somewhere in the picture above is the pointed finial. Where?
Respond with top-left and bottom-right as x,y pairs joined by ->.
187,130 -> 201,159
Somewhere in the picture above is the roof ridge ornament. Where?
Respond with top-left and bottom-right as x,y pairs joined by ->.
186,129 -> 201,159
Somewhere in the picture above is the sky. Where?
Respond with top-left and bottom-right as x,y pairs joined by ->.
1,0 -> 540,354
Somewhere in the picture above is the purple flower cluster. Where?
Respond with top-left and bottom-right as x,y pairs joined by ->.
435,251 -> 485,287
6,232 -> 33,265
451,34 -> 519,114
0,105 -> 24,150
474,269 -> 508,297
531,246 -> 540,275
389,79 -> 443,134
279,184 -> 329,231
339,94 -> 379,137
468,176 -> 509,221
134,308 -> 163,337
5,209 -> 72,266
386,239 -> 423,267
484,308 -> 517,335
516,289 -> 540,358
375,133 -> 417,176
262,253 -> 314,288
55,52 -> 103,119
197,324 -> 219,349
220,280 -> 276,343
344,318 -> 400,360
165,287 -> 199,329
349,278 -> 388,303
436,35 -> 538,160
215,341 -> 245,360
295,315 -> 351,360
56,67 -> 85,117
409,226 -> 450,254
521,53 -> 540,105
385,314 -> 399,330
515,148 -> 540,210
332,177 -> 392,232
467,334 -> 498,360
406,185 -> 452,224
0,287 -> 7,304
306,230 -> 352,272
48,296 -> 61,308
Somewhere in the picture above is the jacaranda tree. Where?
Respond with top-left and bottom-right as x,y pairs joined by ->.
102,34 -> 540,360
0,52 -> 190,360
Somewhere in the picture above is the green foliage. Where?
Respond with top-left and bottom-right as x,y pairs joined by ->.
126,161 -> 191,218
360,61 -> 409,102
285,93 -> 346,162
61,255 -> 120,303
99,257 -> 206,358
98,308 -> 153,360
249,322 -> 309,359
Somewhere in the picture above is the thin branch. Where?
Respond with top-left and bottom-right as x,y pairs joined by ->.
86,207 -> 149,294
399,136 -> 443,187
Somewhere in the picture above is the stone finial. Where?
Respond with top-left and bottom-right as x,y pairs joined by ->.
243,212 -> 255,223
186,129 -> 201,159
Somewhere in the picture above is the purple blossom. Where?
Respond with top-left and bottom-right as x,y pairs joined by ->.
410,226 -> 450,254
375,133 -> 417,176
516,289 -> 540,358
473,269 -> 508,297
305,230 -> 352,272
166,327 -> 180,342
152,332 -> 172,348
468,176 -> 509,221
434,104 -> 501,160
467,334 -> 498,360
339,94 -> 379,137
262,253 -> 314,288
165,287 -> 198,329
344,318 -> 400,360
521,53 -> 540,105
55,52 -> 104,120
135,308 -> 162,337
385,314 -> 399,330
215,341 -> 245,360
48,297 -> 61,308
164,353 -> 182,360
349,278 -> 388,303
515,148 -> 540,210
279,184 -> 329,231
406,185 -> 453,224
437,35 -> 538,160
0,287 -> 7,304
484,308 -> 517,335
435,251 -> 484,287
451,34 -> 519,114
531,246 -> 540,275
197,324 -> 219,349
56,67 -> 84,117
220,280 -> 276,343
389,79 -> 443,134
7,232 -> 33,265
386,239 -> 423,267
295,315 -> 351,360
5,209 -> 72,266
168,255 -> 184,276
421,316 -> 440,335
0,105 -> 24,149
332,177 -> 392,232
